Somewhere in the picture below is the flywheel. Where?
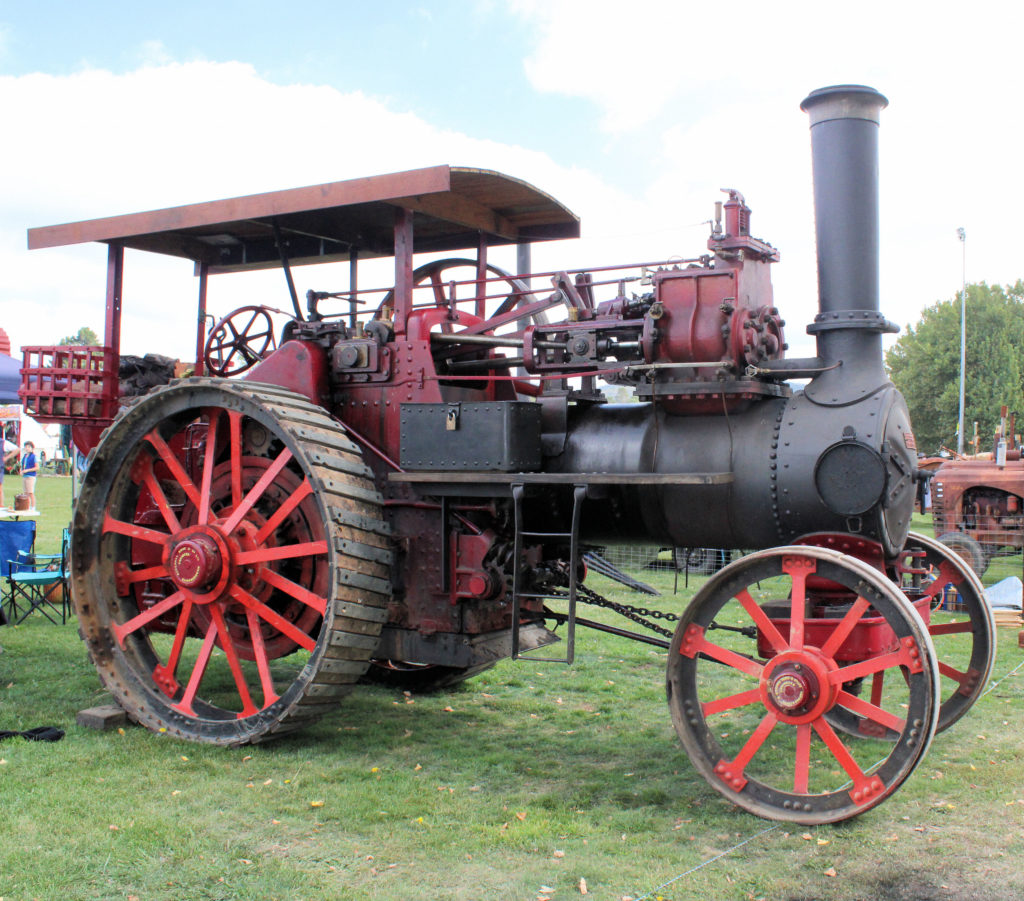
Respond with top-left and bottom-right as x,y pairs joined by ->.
70,378 -> 391,745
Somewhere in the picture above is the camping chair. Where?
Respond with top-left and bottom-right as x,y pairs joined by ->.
5,527 -> 69,625
0,519 -> 36,625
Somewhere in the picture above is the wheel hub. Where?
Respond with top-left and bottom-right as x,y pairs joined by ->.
165,526 -> 233,601
169,535 -> 221,589
767,666 -> 816,713
760,650 -> 837,724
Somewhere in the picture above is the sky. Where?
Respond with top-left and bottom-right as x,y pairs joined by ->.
0,1 -> 1021,365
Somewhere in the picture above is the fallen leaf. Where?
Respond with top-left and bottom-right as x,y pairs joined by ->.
238,858 -> 253,865
824,867 -> 837,877
801,833 -> 813,841
817,839 -> 830,846
171,790 -> 181,796
580,876 -> 589,894
516,811 -> 527,821
263,778 -> 273,786
117,727 -> 125,736
242,755 -> 252,762
109,824 -> 119,831
443,706 -> 454,713
310,800 -> 325,808
180,756 -> 188,762
540,886 -> 555,893
553,849 -> 565,858
414,764 -> 422,771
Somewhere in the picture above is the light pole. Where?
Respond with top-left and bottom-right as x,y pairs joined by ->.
957,227 -> 967,456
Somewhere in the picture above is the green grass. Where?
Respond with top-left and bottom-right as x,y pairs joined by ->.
2,483 -> 1023,900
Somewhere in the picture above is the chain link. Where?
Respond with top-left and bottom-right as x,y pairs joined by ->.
545,566 -> 753,642
542,571 -> 682,639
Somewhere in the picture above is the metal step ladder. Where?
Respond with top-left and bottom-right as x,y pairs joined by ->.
510,482 -> 587,664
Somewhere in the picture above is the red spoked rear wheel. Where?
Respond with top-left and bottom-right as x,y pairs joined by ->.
71,379 -> 391,745
666,546 -> 939,824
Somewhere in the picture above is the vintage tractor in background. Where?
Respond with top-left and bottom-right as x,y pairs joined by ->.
20,85 -> 995,824
931,408 -> 1024,575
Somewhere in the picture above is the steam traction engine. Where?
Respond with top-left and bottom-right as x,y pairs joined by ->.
22,86 -> 995,824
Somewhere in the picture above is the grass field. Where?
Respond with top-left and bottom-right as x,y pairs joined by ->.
2,479 -> 1024,900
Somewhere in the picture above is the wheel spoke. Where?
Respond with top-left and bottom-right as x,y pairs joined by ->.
208,604 -> 259,718
731,711 -> 778,772
197,408 -> 222,524
117,562 -> 170,586
139,460 -> 181,533
162,598 -> 194,681
783,555 -> 813,650
794,723 -> 812,794
680,625 -> 763,677
254,478 -> 314,545
737,588 -> 788,654
174,619 -> 219,717
258,567 -> 328,616
245,608 -> 281,707
702,688 -> 762,717
812,716 -> 873,792
870,670 -> 885,706
836,689 -> 905,733
221,446 -> 294,535
930,620 -> 973,636
830,649 -> 907,685
819,596 -> 871,658
228,584 -> 317,652
236,540 -> 328,565
111,590 -> 186,646
229,411 -> 243,510
937,660 -> 972,687
143,429 -> 202,508
103,512 -> 172,548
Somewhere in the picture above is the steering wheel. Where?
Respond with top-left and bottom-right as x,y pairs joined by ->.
204,306 -> 278,376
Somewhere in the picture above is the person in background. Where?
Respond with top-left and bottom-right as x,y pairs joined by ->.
1,437 -> 17,508
21,441 -> 38,510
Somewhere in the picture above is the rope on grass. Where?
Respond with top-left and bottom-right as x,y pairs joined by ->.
980,655 -> 1024,699
632,824 -> 779,901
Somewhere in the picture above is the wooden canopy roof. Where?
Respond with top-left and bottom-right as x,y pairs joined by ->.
27,166 -> 581,274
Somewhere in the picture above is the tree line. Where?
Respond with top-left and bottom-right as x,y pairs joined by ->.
885,281 -> 1024,454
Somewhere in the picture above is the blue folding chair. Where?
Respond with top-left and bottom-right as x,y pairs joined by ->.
5,526 -> 69,625
1,520 -> 37,625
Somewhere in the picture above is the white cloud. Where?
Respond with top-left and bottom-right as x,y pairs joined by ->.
0,61 -> 640,360
509,0 -> 1024,356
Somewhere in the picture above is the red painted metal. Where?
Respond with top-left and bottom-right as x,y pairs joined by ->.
19,345 -> 119,425
105,244 -> 123,362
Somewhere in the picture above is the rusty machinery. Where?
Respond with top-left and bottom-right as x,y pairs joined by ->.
21,86 -> 995,824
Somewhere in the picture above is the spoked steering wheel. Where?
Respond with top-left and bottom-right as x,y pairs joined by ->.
204,306 -> 278,376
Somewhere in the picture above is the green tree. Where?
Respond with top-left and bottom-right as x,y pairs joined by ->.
885,281 -> 1024,453
58,326 -> 100,346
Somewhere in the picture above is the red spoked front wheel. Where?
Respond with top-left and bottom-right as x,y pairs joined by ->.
666,546 -> 939,824
71,379 -> 391,745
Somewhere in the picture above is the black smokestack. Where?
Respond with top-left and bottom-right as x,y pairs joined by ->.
800,85 -> 896,404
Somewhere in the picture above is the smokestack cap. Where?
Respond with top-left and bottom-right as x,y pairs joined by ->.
800,85 -> 888,126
